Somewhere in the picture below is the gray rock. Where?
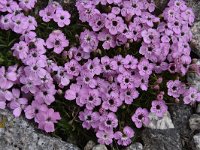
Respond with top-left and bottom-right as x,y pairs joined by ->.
145,112 -> 174,129
0,109 -> 80,150
142,129 -> 182,150
154,0 -> 169,10
84,141 -> 96,150
187,59 -> 200,90
193,133 -> 200,150
189,114 -> 200,130
197,104 -> 200,114
191,22 -> 200,57
125,142 -> 143,150
169,104 -> 192,131
92,144 -> 107,150
169,104 -> 193,149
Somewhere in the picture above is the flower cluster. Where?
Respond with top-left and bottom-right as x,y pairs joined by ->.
0,0 -> 199,147
0,3 -> 37,34
76,0 -> 194,76
39,2 -> 71,27
0,1 -> 63,133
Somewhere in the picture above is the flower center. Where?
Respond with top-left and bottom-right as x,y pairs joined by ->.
60,16 -> 65,20
89,96 -> 94,101
97,20 -> 102,26
55,40 -> 60,45
138,114 -> 144,120
156,105 -> 161,110
125,78 -> 129,83
126,91 -> 131,96
106,120 -> 112,125
112,21 -> 118,26
70,67 -> 75,71
105,65 -> 110,70
109,99 -> 114,105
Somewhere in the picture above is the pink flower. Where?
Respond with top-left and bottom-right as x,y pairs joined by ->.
46,30 -> 69,54
24,100 -> 48,121
141,29 -> 160,44
19,0 -> 37,11
0,66 -> 17,90
53,9 -> 71,27
37,108 -> 61,133
80,29 -> 99,53
117,72 -> 134,89
150,100 -> 168,117
105,13 -> 125,35
12,41 -> 29,60
9,89 -> 28,117
138,59 -> 154,77
79,109 -> 100,129
183,87 -> 200,105
114,126 -> 134,146
96,130 -> 114,145
131,107 -> 150,128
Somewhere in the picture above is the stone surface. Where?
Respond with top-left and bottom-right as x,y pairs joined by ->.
142,129 -> 182,150
0,109 -> 80,150
92,144 -> 107,150
154,0 -> 169,11
169,104 -> 193,149
189,114 -> 200,130
169,104 -> 192,131
145,112 -> 174,129
84,141 -> 96,150
197,104 -> 200,114
193,133 -> 200,150
191,22 -> 200,57
187,59 -> 200,90
125,142 -> 143,150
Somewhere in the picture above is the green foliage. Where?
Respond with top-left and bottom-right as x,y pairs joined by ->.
0,30 -> 20,66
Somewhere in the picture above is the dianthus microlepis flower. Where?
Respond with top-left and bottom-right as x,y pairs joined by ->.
150,100 -> 168,117
53,9 -> 71,27
114,126 -> 135,146
131,107 -> 150,128
46,30 -> 69,54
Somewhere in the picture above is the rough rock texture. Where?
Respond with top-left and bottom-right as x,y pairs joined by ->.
169,104 -> 192,131
145,112 -> 174,129
197,104 -> 200,114
125,143 -> 143,150
142,129 -> 182,150
191,22 -> 200,57
92,145 -> 107,150
187,59 -> 200,90
169,104 -> 193,150
0,109 -> 80,150
189,114 -> 200,130
84,141 -> 96,150
193,133 -> 200,150
154,0 -> 169,11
